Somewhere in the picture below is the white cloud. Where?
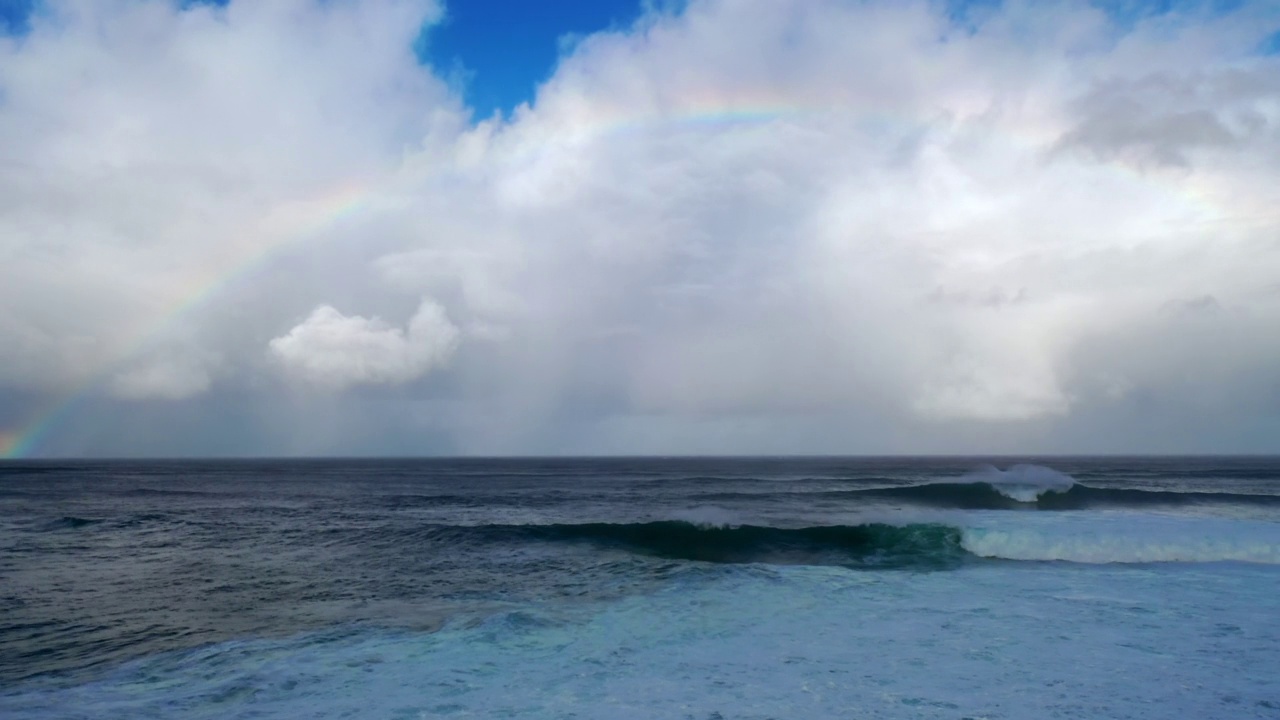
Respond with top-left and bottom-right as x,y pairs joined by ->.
0,0 -> 457,391
2,0 -> 1280,453
396,0 -> 1278,434
268,299 -> 458,389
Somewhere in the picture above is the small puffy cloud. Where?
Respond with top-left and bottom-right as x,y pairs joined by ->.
268,298 -> 458,389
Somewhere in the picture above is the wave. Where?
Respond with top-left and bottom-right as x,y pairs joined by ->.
839,463 -> 1280,509
959,464 -> 1076,501
849,482 -> 1280,510
426,520 -> 967,569
413,518 -> 1280,567
37,514 -> 181,532
49,516 -> 100,529
124,488 -> 224,498
688,464 -> 1280,510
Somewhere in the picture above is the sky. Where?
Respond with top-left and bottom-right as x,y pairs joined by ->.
0,0 -> 1278,458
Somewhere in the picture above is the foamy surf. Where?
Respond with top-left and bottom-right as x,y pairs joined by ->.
961,513 -> 1280,564
4,561 -> 1278,720
958,464 -> 1076,502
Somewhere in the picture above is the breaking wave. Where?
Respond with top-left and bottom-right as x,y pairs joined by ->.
844,464 -> 1280,510
429,520 -> 967,569
413,518 -> 1280,567
960,464 -> 1076,501
848,482 -> 1280,509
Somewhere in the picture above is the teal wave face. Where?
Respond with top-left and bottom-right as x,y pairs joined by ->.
430,520 -> 969,569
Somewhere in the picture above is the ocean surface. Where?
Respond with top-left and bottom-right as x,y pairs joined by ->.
2,457 -> 1280,719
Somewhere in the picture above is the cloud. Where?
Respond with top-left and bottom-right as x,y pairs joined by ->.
268,299 -> 458,389
1,0 -> 1279,454
404,0 -> 1279,435
0,0 -> 457,392
109,353 -> 215,401
1053,68 -> 1279,167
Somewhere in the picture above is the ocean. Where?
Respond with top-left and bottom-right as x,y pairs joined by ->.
1,457 -> 1279,719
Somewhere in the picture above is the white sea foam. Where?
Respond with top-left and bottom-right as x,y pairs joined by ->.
958,463 -> 1075,502
961,512 -> 1280,564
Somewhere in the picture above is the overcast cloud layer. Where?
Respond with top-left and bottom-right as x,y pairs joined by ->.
1,0 -> 1279,456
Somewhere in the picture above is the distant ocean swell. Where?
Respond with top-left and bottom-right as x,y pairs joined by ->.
834,482 -> 1280,509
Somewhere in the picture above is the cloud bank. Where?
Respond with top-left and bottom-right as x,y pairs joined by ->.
1,0 -> 1278,455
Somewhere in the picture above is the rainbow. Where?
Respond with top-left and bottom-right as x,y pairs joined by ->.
0,180 -> 381,459
0,431 -> 19,459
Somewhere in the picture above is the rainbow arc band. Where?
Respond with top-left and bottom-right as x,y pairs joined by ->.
0,181 -> 377,459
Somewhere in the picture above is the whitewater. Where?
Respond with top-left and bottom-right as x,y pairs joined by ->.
2,457 -> 1279,718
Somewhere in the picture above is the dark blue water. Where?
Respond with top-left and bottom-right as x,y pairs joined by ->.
3,457 -> 1280,718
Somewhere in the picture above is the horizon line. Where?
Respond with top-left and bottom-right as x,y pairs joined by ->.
3,453 -> 1279,462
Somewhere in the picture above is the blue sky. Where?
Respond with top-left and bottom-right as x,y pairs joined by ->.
3,0 -> 1272,119
417,0 -> 647,118
0,0 -> 34,34
0,0 -> 647,117
428,0 -> 1280,118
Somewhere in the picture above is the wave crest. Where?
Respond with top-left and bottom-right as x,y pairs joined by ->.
847,478 -> 1280,511
959,464 -> 1075,502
